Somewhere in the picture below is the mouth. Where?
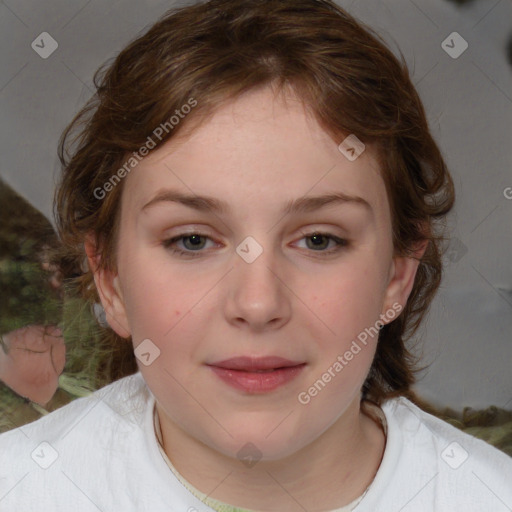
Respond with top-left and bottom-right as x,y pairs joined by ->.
206,356 -> 306,393
208,355 -> 305,371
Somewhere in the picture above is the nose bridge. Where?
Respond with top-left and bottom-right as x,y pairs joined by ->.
227,235 -> 291,328
234,236 -> 281,300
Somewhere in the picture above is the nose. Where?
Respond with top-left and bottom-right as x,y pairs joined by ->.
224,241 -> 292,332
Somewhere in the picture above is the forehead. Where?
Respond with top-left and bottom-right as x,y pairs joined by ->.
119,87 -> 388,221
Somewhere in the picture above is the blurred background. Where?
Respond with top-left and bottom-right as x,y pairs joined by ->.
0,0 -> 511,418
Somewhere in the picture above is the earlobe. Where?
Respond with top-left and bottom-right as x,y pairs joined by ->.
84,237 -> 131,339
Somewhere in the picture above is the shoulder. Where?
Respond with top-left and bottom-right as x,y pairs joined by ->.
384,396 -> 512,465
359,397 -> 512,511
0,372 -> 208,511
0,372 -> 148,469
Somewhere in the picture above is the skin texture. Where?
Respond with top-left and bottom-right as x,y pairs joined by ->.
0,325 -> 65,405
87,86 -> 424,511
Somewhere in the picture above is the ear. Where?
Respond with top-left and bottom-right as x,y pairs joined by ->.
381,239 -> 428,319
84,235 -> 131,339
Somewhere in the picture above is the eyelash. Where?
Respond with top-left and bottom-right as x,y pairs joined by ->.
162,231 -> 349,259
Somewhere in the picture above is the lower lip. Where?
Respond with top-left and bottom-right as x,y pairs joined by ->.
209,364 -> 306,393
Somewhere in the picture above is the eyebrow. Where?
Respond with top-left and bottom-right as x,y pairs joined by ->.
141,189 -> 372,215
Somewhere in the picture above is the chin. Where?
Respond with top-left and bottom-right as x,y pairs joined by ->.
209,422 -> 309,463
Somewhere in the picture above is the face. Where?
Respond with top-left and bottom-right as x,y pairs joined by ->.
90,86 -> 420,461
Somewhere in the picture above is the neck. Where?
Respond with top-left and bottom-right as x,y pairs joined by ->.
156,398 -> 386,511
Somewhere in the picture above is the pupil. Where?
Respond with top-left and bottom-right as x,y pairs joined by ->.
185,235 -> 204,249
309,234 -> 327,250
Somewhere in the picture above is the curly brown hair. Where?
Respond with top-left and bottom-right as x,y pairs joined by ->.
54,0 -> 455,403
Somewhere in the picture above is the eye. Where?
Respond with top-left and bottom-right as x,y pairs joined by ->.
295,231 -> 349,254
162,233 -> 217,258
162,230 -> 349,259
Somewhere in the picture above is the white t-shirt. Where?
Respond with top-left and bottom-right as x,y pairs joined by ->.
0,372 -> 511,511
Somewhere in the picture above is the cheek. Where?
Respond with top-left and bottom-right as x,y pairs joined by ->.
314,265 -> 387,333
304,263 -> 388,391
118,256 -> 188,341
119,259 -> 215,369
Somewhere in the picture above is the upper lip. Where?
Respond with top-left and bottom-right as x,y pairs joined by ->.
207,356 -> 305,371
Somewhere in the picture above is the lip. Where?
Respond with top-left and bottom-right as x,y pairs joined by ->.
207,356 -> 306,393
209,356 -> 305,371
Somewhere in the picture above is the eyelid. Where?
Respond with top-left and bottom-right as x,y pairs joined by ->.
293,230 -> 348,252
162,232 -> 219,252
162,229 -> 349,259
